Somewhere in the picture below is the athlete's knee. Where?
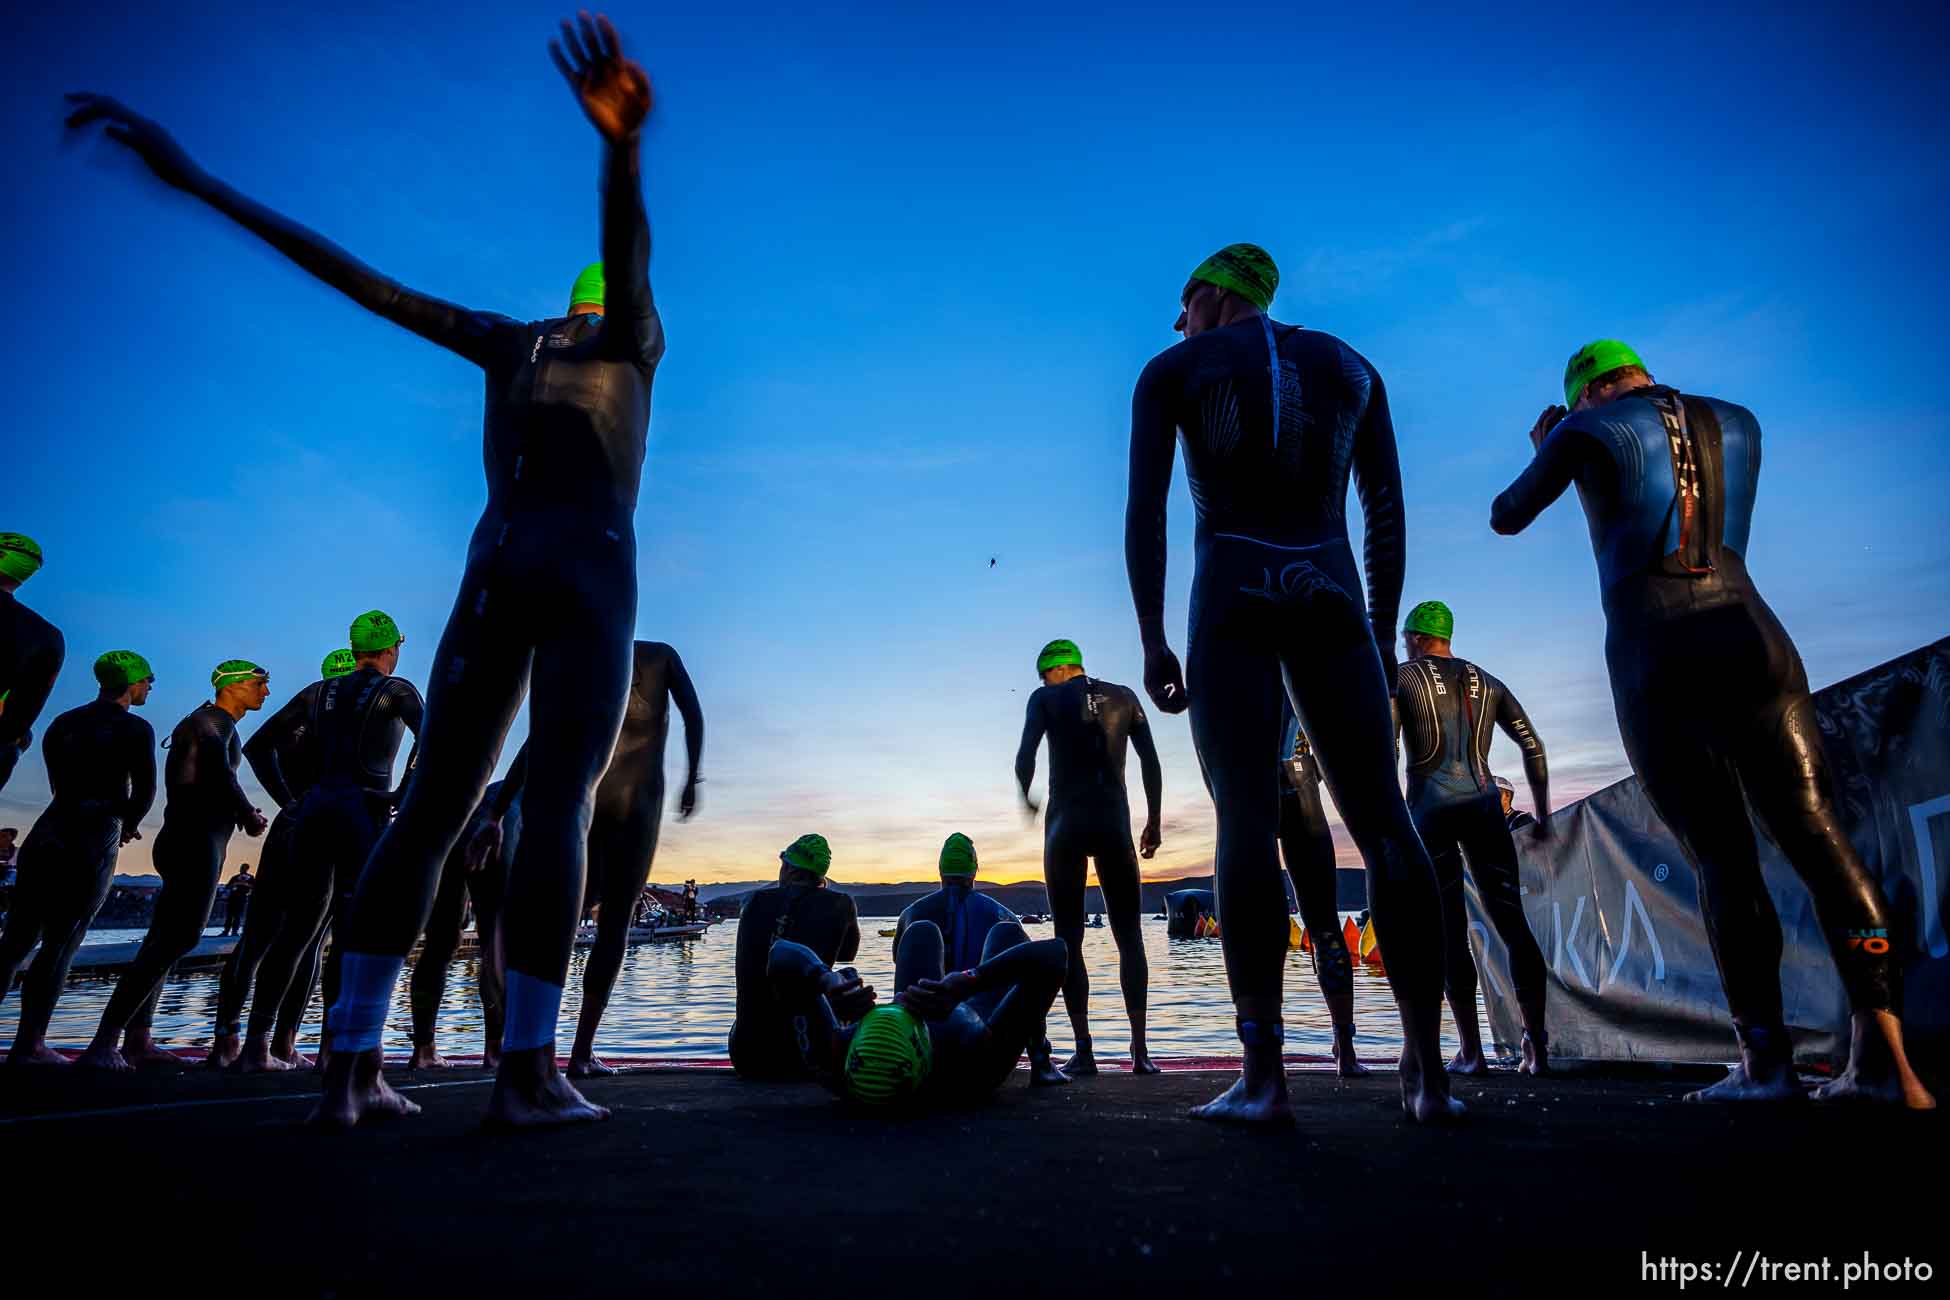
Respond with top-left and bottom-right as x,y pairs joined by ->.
982,921 -> 1029,961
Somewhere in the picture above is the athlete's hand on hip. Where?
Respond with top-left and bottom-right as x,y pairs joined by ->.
1529,404 -> 1568,451
64,94 -> 206,191
1139,820 -> 1161,859
550,12 -> 651,143
1143,644 -> 1189,714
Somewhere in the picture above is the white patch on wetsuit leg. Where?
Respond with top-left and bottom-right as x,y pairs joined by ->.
326,952 -> 406,1052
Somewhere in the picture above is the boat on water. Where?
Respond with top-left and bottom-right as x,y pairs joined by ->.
1019,913 -> 1051,924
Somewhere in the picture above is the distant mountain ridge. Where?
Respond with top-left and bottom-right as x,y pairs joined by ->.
705,871 -> 1367,918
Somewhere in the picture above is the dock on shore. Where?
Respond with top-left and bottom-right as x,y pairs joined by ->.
2,1063 -> 1938,1289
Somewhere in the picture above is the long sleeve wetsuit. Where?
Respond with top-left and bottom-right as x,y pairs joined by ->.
1396,654 -> 1550,1031
728,883 -> 860,1078
766,919 -> 1067,1103
1276,702 -> 1352,1000
896,884 -> 1018,974
0,590 -> 65,795
1124,318 -> 1443,1022
98,704 -> 255,1037
0,699 -> 155,1046
1492,385 -> 1897,1044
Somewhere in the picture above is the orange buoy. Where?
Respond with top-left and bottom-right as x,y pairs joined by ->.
1359,917 -> 1384,970
1288,916 -> 1304,949
1299,925 -> 1313,952
1342,916 -> 1361,954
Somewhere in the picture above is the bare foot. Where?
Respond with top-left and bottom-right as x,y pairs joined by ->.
408,1045 -> 454,1070
567,1055 -> 618,1078
1446,1049 -> 1488,1075
1402,1058 -> 1467,1124
1519,1031 -> 1549,1077
1333,1036 -> 1370,1078
1811,1010 -> 1937,1110
1129,1052 -> 1161,1076
205,1032 -> 242,1070
121,1035 -> 184,1068
481,1050 -> 501,1072
483,1048 -> 611,1129
6,1041 -> 70,1067
235,1038 -> 293,1074
309,1048 -> 421,1130
1029,1054 -> 1069,1087
1190,1068 -> 1294,1127
1683,1061 -> 1803,1103
1060,1049 -> 1098,1078
75,1042 -> 132,1071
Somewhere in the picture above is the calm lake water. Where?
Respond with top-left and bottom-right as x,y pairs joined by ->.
6,917 -> 1497,1062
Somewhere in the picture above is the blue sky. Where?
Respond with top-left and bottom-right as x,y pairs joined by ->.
4,1 -> 1945,884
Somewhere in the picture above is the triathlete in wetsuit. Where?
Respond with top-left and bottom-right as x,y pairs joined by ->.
768,917 -> 1069,1108
1494,777 -> 1536,832
0,534 -> 64,796
1125,244 -> 1456,1125
215,648 -> 356,1072
1014,639 -> 1162,1076
67,13 -> 664,1128
1493,339 -> 1933,1108
1395,599 -> 1551,1075
1277,701 -> 1364,1076
894,833 -> 1063,1085
486,639 -> 703,1076
0,652 -> 156,1066
78,662 -> 271,1070
729,835 -> 862,1079
409,780 -> 514,1069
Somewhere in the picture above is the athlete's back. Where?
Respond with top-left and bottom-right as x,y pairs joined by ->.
1020,675 -> 1149,814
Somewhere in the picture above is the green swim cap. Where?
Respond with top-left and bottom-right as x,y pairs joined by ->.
349,610 -> 402,653
1563,339 -> 1646,408
1403,600 -> 1454,640
568,262 -> 605,312
781,833 -> 832,878
94,650 -> 154,690
1187,243 -> 1279,312
939,832 -> 978,878
1036,639 -> 1083,676
843,1005 -> 933,1107
211,659 -> 269,691
0,533 -> 44,584
321,648 -> 359,679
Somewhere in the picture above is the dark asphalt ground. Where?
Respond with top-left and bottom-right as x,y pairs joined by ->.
2,1061 -> 1940,1296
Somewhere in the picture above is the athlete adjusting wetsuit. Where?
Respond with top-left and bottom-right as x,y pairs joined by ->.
1493,384 -> 1899,1068
1127,316 -> 1449,1101
729,879 -> 861,1079
1396,650 -> 1550,1045
489,640 -> 703,1072
0,699 -> 156,1058
1015,671 -> 1160,1069
769,920 -> 1068,1104
0,589 -> 64,795
1277,702 -> 1354,1015
93,704 -> 257,1045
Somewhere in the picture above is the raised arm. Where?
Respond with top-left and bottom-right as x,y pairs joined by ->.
1349,362 -> 1406,685
666,650 -> 704,817
1014,695 -> 1046,812
1493,679 -> 1550,822
64,97 -> 521,369
1491,408 -> 1591,536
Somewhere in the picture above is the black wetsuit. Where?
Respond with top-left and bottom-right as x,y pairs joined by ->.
222,871 -> 252,934
1015,674 -> 1160,979
489,640 -> 703,1051
0,700 -> 155,1045
97,704 -> 255,1037
1277,702 -> 1351,999
729,882 -> 860,1078
1396,653 -> 1550,1030
1493,384 -> 1897,1041
768,920 -> 1068,1103
270,665 -> 422,1024
1126,318 -> 1444,1014
0,590 -> 65,795
218,682 -> 326,1042
182,143 -> 676,1025
411,781 -> 513,1048
896,884 -> 1018,973
1506,808 -> 1537,833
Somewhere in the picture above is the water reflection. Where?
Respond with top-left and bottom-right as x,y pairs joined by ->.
14,919 -> 1491,1060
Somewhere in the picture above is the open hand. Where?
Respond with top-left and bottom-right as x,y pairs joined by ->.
1143,644 -> 1189,714
64,94 -> 205,191
1529,404 -> 1568,451
550,12 -> 651,143
1139,820 -> 1161,859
